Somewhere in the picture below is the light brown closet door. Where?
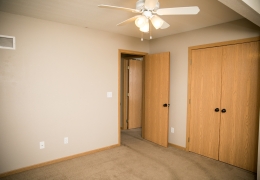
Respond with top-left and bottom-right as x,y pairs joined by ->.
219,41 -> 260,172
128,59 -> 142,129
189,47 -> 222,160
144,52 -> 170,147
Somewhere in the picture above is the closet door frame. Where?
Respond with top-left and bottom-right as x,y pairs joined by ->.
186,36 -> 260,151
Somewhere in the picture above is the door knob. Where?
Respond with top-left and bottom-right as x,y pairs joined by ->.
163,104 -> 170,107
221,109 -> 226,113
215,108 -> 219,112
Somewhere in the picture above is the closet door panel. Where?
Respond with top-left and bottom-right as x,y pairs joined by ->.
219,41 -> 260,172
189,47 -> 222,160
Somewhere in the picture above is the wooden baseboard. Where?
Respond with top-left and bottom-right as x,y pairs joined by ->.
0,144 -> 120,178
168,143 -> 186,151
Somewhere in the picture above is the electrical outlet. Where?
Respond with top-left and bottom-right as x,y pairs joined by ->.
171,127 -> 174,133
107,92 -> 112,98
64,137 -> 68,144
40,141 -> 45,149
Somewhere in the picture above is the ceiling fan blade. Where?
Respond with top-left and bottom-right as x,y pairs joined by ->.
117,15 -> 141,26
98,4 -> 140,13
160,20 -> 170,29
156,6 -> 200,15
144,0 -> 158,10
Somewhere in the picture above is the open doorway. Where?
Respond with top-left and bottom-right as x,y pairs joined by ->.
121,55 -> 143,130
118,49 -> 170,147
118,49 -> 147,144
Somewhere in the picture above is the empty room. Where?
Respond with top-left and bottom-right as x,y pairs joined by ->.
0,0 -> 260,179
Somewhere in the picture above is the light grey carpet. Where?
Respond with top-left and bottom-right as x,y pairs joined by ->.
0,128 -> 256,180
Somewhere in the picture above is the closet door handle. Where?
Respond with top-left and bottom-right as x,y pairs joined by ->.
215,108 -> 219,112
221,109 -> 226,113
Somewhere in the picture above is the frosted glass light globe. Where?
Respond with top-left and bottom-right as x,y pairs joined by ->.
140,21 -> 149,33
151,15 -> 164,29
135,16 -> 147,28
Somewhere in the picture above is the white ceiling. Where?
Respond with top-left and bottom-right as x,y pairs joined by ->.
0,0 -> 248,39
218,0 -> 260,27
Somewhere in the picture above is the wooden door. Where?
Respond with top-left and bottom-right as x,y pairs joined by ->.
143,52 -> 170,147
128,59 -> 142,129
123,60 -> 129,130
219,41 -> 260,172
189,47 -> 222,160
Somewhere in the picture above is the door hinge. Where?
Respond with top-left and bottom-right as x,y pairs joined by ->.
189,99 -> 191,104
128,66 -> 130,69
190,59 -> 192,65
126,119 -> 128,123
127,93 -> 129,96
188,137 -> 190,142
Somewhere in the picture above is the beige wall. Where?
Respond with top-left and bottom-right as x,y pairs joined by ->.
0,11 -> 149,174
149,18 -> 260,148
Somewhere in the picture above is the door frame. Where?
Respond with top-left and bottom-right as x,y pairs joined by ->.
118,49 -> 148,145
186,36 -> 260,151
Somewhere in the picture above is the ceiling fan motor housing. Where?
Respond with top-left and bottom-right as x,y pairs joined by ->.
136,0 -> 159,11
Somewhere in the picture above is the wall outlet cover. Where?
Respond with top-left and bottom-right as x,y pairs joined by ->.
107,92 -> 112,98
64,137 -> 68,144
40,141 -> 45,149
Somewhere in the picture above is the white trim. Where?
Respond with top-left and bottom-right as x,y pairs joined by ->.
0,35 -> 16,50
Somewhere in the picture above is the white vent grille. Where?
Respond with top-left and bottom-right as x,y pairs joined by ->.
0,35 -> 15,50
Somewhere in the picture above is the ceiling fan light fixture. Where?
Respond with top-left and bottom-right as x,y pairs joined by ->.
140,21 -> 149,33
98,0 -> 200,39
143,10 -> 152,18
151,15 -> 164,29
135,15 -> 147,28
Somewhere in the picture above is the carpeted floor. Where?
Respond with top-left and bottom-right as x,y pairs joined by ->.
0,128 -> 256,180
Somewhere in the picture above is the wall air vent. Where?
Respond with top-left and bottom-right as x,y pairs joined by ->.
0,35 -> 15,50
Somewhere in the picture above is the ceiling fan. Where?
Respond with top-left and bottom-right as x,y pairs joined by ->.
98,0 -> 200,40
